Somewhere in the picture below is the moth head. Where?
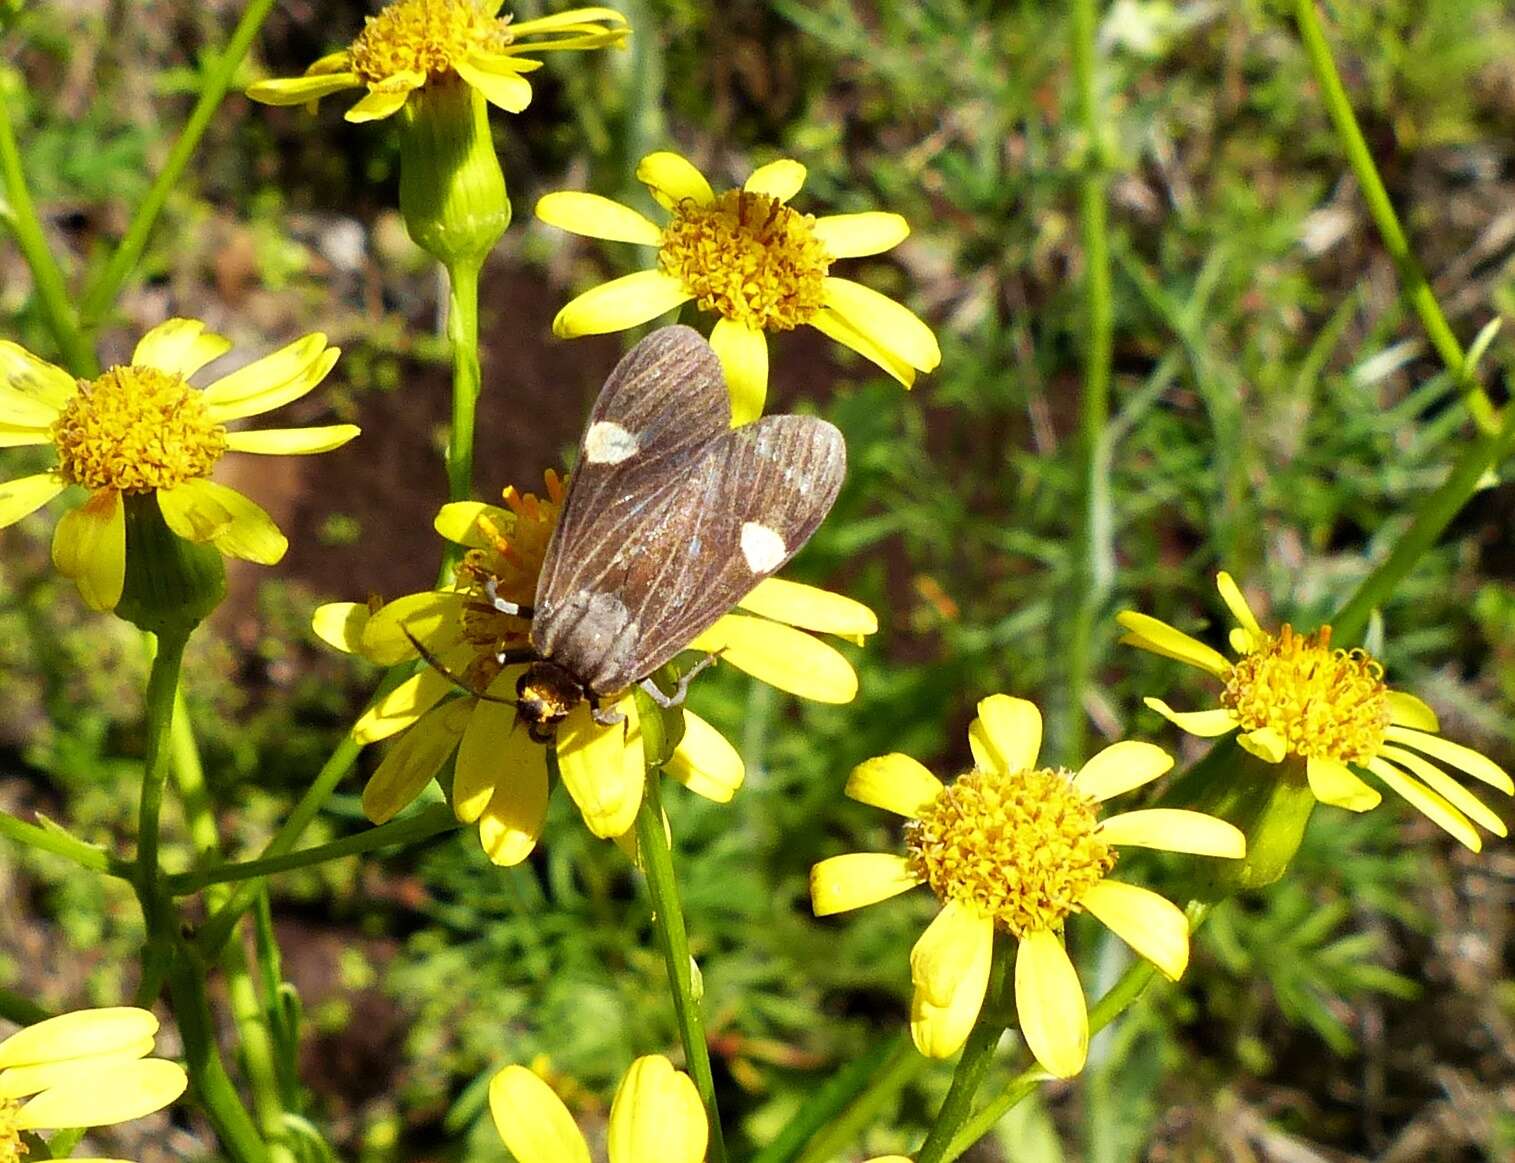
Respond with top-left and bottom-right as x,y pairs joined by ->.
515,661 -> 585,743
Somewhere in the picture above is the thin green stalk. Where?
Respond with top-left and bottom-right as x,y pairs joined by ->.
635,777 -> 728,1163
0,96 -> 94,375
79,0 -> 280,327
915,937 -> 1014,1163
136,630 -> 190,939
0,988 -> 52,1026
1061,0 -> 1114,765
785,1032 -> 922,1163
0,809 -> 123,875
1292,0 -> 1500,435
168,803 -> 459,896
445,259 -> 483,506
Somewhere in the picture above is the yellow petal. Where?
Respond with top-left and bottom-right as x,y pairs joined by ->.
361,700 -> 467,824
489,1065 -> 592,1163
552,269 -> 692,338
452,685 -> 517,821
1230,625 -> 1262,654
1377,746 -> 1507,837
845,753 -> 942,817
743,158 -> 806,203
0,385 -> 62,427
556,694 -> 644,838
1386,690 -> 1439,732
1237,727 -> 1287,764
1214,571 -> 1262,635
345,77 -> 420,123
1141,698 -> 1238,738
1365,757 -> 1481,851
709,317 -> 768,425
472,725 -> 550,866
1014,929 -> 1087,1079
822,277 -> 940,373
812,212 -> 909,259
636,151 -> 715,210
0,422 -> 54,448
1382,726 -> 1513,793
131,318 -> 232,379
52,490 -> 126,611
1305,755 -> 1381,811
0,1038 -> 153,1098
1114,611 -> 1230,676
910,903 -> 993,1059
809,853 -> 920,915
665,710 -> 744,803
1081,880 -> 1189,981
607,1055 -> 708,1163
246,72 -> 361,105
0,340 -> 75,408
688,613 -> 858,703
311,601 -> 371,654
455,58 -> 534,112
535,191 -> 663,245
157,480 -> 287,564
0,472 -> 66,529
360,591 -> 469,666
224,425 -> 360,455
967,694 -> 1041,776
1073,740 -> 1174,802
509,7 -> 629,35
737,577 -> 878,639
202,334 -> 336,421
808,307 -> 916,387
434,500 -> 513,549
15,1059 -> 187,1129
1099,808 -> 1245,857
352,661 -> 458,745
0,1008 -> 157,1069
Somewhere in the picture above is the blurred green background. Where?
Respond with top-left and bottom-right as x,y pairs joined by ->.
2,0 -> 1514,1159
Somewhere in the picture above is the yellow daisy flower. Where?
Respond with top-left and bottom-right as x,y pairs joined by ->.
315,472 -> 875,858
810,695 -> 1244,1077
245,1 -> 628,123
0,320 -> 354,611
1119,572 -> 1515,851
0,1006 -> 188,1162
536,151 -> 941,423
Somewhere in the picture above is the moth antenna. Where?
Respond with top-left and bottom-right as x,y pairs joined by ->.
402,628 -> 518,707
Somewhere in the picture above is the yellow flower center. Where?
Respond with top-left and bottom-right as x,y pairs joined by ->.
453,471 -> 565,689
52,366 -> 227,494
1221,624 -> 1391,764
657,189 -> 832,331
905,766 -> 1115,937
347,0 -> 512,84
0,1098 -> 25,1163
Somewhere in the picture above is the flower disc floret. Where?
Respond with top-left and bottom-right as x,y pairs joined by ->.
347,0 -> 511,83
0,1100 -> 22,1163
51,366 -> 226,493
905,765 -> 1115,937
658,189 -> 832,332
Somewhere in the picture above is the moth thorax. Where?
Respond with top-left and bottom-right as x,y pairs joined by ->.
516,661 -> 585,742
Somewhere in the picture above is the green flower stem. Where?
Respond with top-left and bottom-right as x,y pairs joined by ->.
1332,408 -> 1515,643
785,1032 -> 921,1163
914,935 -> 1014,1163
0,987 -> 52,1026
78,0 -> 280,328
1060,0 -> 1115,765
1292,0 -> 1501,435
445,258 -> 483,508
0,96 -> 95,376
168,803 -> 460,896
0,809 -> 124,875
635,776 -> 728,1163
136,629 -> 190,941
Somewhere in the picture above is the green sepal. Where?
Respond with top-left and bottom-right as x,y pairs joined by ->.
635,660 -> 690,770
116,492 -> 226,636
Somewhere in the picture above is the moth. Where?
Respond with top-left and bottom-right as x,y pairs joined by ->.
459,324 -> 846,741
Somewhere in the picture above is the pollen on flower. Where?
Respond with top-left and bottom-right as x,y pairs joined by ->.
1222,624 -> 1390,764
347,0 -> 512,84
453,470 -> 565,688
905,766 -> 1115,938
51,366 -> 227,493
0,1098 -> 24,1163
657,189 -> 832,331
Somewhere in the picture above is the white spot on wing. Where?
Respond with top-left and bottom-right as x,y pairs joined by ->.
740,522 -> 787,575
584,420 -> 640,464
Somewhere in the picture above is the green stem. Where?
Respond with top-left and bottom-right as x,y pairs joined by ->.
1332,407 -> 1515,643
0,809 -> 123,875
635,776 -> 728,1163
0,95 -> 95,375
915,936 -> 1014,1163
136,630 -> 190,940
1292,0 -> 1500,435
0,988 -> 52,1026
78,0 -> 280,328
1061,0 -> 1114,765
784,1032 -> 921,1163
445,259 -> 483,507
168,803 -> 459,895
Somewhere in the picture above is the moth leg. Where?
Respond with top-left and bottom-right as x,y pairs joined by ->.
639,652 -> 721,710
494,647 -> 539,668
403,629 -> 517,706
589,693 -> 626,728
484,576 -> 535,620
